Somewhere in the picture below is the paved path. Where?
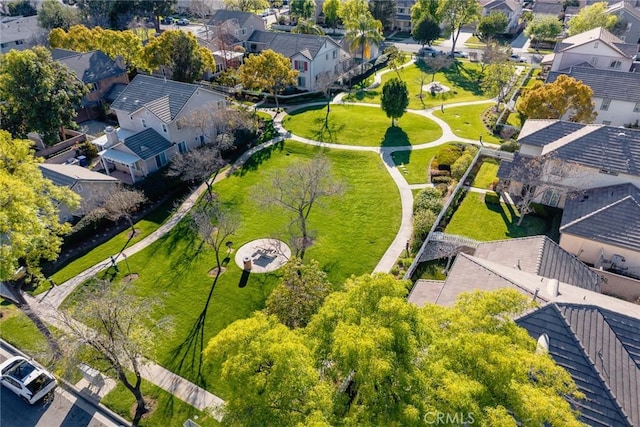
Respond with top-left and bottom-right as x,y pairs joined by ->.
24,59 -> 517,421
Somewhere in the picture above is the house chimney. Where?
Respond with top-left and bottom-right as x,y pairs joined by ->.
105,126 -> 118,147
546,279 -> 560,298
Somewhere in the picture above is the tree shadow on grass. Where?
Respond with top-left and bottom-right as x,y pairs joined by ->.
344,89 -> 379,102
442,62 -> 484,96
382,126 -> 411,148
230,140 -> 285,177
389,149 -> 412,171
309,116 -> 345,143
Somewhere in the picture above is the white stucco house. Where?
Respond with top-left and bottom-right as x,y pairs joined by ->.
93,75 -> 227,182
479,0 -> 523,34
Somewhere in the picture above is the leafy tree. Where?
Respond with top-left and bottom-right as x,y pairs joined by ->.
291,19 -> 324,34
383,45 -> 407,78
369,0 -> 396,29
7,0 -> 36,16
315,71 -> 339,126
322,0 -> 340,32
136,0 -> 177,32
477,11 -> 508,41
525,14 -> 563,47
517,75 -> 596,123
412,209 -> 437,247
0,47 -> 87,145
238,49 -> 298,110
344,12 -> 383,62
290,0 -> 315,20
337,0 -> 369,25
381,77 -> 409,125
411,15 -> 441,48
479,40 -> 509,75
421,54 -> 454,82
142,30 -> 215,83
482,61 -> 516,106
410,0 -> 439,23
437,0 -> 481,55
567,1 -> 617,36
76,0 -> 138,29
265,258 -> 333,329
254,156 -> 344,261
37,0 -> 79,30
59,280 -> 173,427
223,0 -> 269,12
414,187 -> 444,214
0,131 -> 79,280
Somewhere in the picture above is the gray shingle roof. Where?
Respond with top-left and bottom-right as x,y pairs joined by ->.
561,187 -> 640,252
39,164 -> 118,186
516,303 -> 639,427
111,75 -> 200,121
206,9 -> 257,27
547,66 -> 640,103
554,26 -> 638,58
517,120 -> 585,147
247,30 -> 337,60
52,49 -> 126,84
123,128 -> 172,160
474,236 -> 600,291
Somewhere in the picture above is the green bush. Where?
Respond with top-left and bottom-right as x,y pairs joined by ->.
414,187 -> 444,214
431,176 -> 452,184
484,191 -> 501,205
435,145 -> 463,167
412,209 -> 437,251
500,140 -> 519,152
451,153 -> 475,180
78,141 -> 98,161
429,169 -> 450,177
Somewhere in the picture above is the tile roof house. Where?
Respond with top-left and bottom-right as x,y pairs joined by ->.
246,30 -> 350,91
546,66 -> 640,126
52,49 -> 130,123
560,183 -> 640,277
546,27 -> 639,72
608,1 -> 640,45
93,74 -> 227,183
39,163 -> 119,221
531,0 -> 564,17
205,9 -> 265,45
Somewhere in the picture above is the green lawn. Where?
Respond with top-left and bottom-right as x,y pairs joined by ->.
433,103 -> 501,144
445,192 -> 549,241
49,199 -> 176,287
463,36 -> 485,48
283,104 -> 442,146
0,302 -> 49,356
102,380 -> 219,427
64,141 -> 401,398
471,158 -> 499,189
343,61 -> 491,110
392,143 -> 466,185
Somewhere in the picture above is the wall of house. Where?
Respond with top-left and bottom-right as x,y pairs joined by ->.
596,269 -> 640,303
85,73 -> 129,104
171,89 -> 226,149
292,41 -> 342,91
593,97 -> 640,127
560,233 -> 640,276
613,12 -> 640,45
551,41 -> 633,71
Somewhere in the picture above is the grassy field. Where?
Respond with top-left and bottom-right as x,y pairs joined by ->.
471,158 -> 500,189
391,143 -> 466,185
0,302 -> 49,356
433,103 -> 501,144
48,199 -> 176,288
445,192 -> 549,241
343,61 -> 491,110
63,141 -> 401,398
283,104 -> 442,146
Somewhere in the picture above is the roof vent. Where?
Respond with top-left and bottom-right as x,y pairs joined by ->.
617,132 -> 626,137
547,279 -> 560,298
536,333 -> 550,354
140,145 -> 148,151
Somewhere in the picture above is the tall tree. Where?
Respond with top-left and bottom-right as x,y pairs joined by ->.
142,30 -> 215,83
477,11 -> 508,41
59,280 -> 173,427
369,0 -> 396,29
265,258 -> 333,329
482,61 -> 516,106
525,14 -> 563,47
291,18 -> 324,34
517,75 -> 596,123
381,77 -> 409,126
37,0 -> 79,30
290,0 -> 315,20
410,0 -> 439,23
322,0 -> 340,33
0,47 -> 87,145
421,54 -> 454,82
411,15 -> 441,48
238,49 -> 298,110
437,0 -> 481,55
337,0 -> 369,26
254,156 -> 344,260
137,0 -> 177,33
344,12 -> 383,62
479,40 -> 509,75
223,0 -> 269,12
383,45 -> 407,78
567,1 -> 617,36
167,145 -> 228,203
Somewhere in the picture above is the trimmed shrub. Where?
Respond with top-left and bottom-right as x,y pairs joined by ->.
500,140 -> 519,152
429,169 -> 450,177
431,176 -> 452,184
412,209 -> 437,251
435,145 -> 463,167
484,191 -> 501,205
451,152 -> 475,180
414,188 -> 444,214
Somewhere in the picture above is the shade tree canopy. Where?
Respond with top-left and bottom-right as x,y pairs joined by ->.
567,1 -> 617,36
381,77 -> 409,125
411,15 -> 441,47
437,0 -> 481,55
477,11 -> 508,40
525,14 -> 563,45
238,49 -> 298,109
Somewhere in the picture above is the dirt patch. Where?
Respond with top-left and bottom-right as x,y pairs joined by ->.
122,273 -> 139,283
208,266 -> 226,277
130,397 -> 158,421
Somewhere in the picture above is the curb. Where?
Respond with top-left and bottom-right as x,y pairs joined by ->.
0,339 -> 130,427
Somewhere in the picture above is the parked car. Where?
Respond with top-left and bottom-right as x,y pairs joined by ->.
450,50 -> 469,58
508,54 -> 527,63
418,46 -> 442,57
176,18 -> 190,26
0,356 -> 57,404
160,16 -> 173,25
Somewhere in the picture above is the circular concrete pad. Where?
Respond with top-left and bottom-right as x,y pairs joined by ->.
422,82 -> 451,94
235,238 -> 291,273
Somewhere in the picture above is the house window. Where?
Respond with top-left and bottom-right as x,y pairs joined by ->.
590,56 -> 598,64
88,82 -> 99,92
162,123 -> 168,133
541,189 -> 560,207
326,53 -> 329,60
634,102 -> 640,112
141,118 -> 147,128
130,115 -> 133,120
294,60 -> 307,71
594,41 -> 599,48
610,60 -> 622,69
600,98 -> 611,111
178,141 -> 187,154
155,152 -> 167,168
298,76 -> 306,87
333,50 -> 337,59
15,40 -> 23,45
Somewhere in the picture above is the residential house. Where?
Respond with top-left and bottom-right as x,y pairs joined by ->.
93,75 -> 227,182
560,183 -> 640,278
52,49 -> 130,122
0,15 -> 43,54
479,0 -> 523,34
205,10 -> 265,47
246,30 -> 350,91
545,27 -> 639,72
393,0 -> 414,32
608,1 -> 640,45
546,66 -> 640,126
39,163 -> 119,222
531,0 -> 563,18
